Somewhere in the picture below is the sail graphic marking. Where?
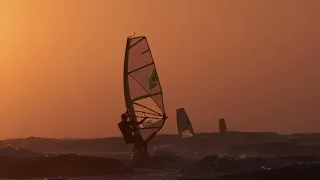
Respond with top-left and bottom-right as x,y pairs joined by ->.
149,68 -> 159,90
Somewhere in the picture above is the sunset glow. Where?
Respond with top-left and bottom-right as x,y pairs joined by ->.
0,1 -> 319,139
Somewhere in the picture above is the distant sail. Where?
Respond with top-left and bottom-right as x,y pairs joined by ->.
219,118 -> 228,133
123,36 -> 167,143
177,108 -> 195,138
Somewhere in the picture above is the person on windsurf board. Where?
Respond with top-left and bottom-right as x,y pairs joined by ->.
118,110 -> 148,145
119,35 -> 168,165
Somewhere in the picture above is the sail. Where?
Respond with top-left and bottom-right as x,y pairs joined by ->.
219,118 -> 228,133
123,36 -> 167,143
177,108 -> 195,138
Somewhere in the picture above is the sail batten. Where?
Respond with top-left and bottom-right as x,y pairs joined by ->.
132,102 -> 162,115
141,49 -> 151,54
124,36 -> 167,143
131,92 -> 162,102
128,62 -> 154,74
129,37 -> 145,49
135,110 -> 162,117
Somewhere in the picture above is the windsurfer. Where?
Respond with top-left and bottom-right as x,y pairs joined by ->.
121,111 -> 130,123
121,36 -> 167,163
118,110 -> 149,144
118,111 -> 134,143
121,110 -> 150,160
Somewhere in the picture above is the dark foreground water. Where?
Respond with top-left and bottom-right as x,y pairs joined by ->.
0,155 -> 319,180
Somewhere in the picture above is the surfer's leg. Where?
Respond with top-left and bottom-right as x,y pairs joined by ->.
133,140 -> 149,160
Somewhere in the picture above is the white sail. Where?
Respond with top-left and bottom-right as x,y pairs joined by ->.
177,108 -> 195,138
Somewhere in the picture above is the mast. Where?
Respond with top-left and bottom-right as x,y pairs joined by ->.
123,37 -> 148,159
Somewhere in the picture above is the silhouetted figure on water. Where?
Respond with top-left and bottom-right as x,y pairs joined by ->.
118,110 -> 149,160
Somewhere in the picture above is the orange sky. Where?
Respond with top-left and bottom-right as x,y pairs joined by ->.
0,1 -> 319,139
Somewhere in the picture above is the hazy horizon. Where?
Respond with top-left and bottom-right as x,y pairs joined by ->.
0,1 -> 319,139
1,130 -> 319,140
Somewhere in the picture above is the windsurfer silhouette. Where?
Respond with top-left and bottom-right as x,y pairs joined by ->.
118,110 -> 149,144
119,110 -> 150,161
118,111 -> 134,143
120,110 -> 130,123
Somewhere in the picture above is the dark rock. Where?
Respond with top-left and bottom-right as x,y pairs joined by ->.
0,154 -> 133,179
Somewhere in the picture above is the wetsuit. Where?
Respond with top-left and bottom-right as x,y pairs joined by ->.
118,112 -> 149,144
118,113 -> 134,143
120,112 -> 149,159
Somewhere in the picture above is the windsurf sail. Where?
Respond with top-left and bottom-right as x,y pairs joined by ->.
177,108 -> 195,138
219,118 -> 228,133
123,36 -> 167,143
